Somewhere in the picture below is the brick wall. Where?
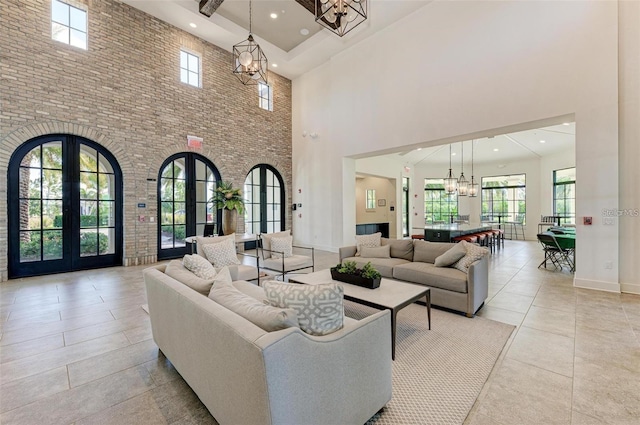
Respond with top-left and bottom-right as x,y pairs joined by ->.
0,0 -> 292,280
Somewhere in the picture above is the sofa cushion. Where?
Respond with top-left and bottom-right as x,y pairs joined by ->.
355,232 -> 381,256
412,240 -> 457,264
164,260 -> 215,295
434,243 -> 468,267
341,256 -> 409,279
209,280 -> 299,332
270,235 -> 293,259
202,237 -> 241,267
360,245 -> 391,259
182,254 -> 217,280
393,262 -> 468,293
195,234 -> 235,257
263,281 -> 344,336
381,238 -> 414,261
453,240 -> 489,273
260,230 -> 291,259
263,255 -> 313,272
233,280 -> 268,303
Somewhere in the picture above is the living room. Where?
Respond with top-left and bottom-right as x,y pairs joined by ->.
1,0 -> 639,424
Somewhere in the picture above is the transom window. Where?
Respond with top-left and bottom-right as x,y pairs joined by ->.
180,50 -> 201,87
424,179 -> 458,224
553,167 -> 576,225
258,82 -> 273,111
51,0 -> 87,50
481,174 -> 526,223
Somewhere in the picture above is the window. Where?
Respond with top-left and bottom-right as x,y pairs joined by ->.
553,167 -> 576,225
481,174 -> 526,223
51,0 -> 87,49
258,82 -> 273,111
244,165 -> 285,234
424,179 -> 457,224
180,50 -> 200,87
366,189 -> 376,209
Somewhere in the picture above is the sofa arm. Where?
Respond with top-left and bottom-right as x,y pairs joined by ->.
339,245 -> 357,262
467,255 -> 489,317
256,310 -> 392,425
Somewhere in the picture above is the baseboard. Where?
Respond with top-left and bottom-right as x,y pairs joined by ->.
620,282 -> 640,295
573,277 -> 621,293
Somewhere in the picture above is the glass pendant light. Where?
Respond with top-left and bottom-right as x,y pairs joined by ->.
457,142 -> 468,196
232,0 -> 268,85
469,140 -> 479,197
444,144 -> 457,195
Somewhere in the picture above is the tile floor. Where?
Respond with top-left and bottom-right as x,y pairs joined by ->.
0,241 -> 638,424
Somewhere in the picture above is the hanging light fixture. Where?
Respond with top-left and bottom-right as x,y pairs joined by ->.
469,140 -> 479,197
444,144 -> 457,195
232,0 -> 268,85
457,142 -> 468,196
315,0 -> 368,37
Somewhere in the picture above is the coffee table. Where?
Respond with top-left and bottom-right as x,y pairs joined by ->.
289,269 -> 431,360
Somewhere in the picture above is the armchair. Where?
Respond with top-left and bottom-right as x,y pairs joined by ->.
258,231 -> 315,280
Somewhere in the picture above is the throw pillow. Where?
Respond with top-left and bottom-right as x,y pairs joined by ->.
209,280 -> 299,332
355,232 -> 382,256
381,238 -> 414,261
263,281 -> 344,336
360,244 -> 391,259
270,235 -> 293,259
202,238 -> 240,267
434,242 -> 468,267
195,234 -> 235,257
453,240 -> 489,273
164,259 -> 214,295
260,230 -> 291,260
413,240 -> 455,263
212,266 -> 232,286
182,254 -> 217,280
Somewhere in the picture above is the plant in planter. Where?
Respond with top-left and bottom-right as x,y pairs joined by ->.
210,181 -> 245,235
331,260 -> 382,289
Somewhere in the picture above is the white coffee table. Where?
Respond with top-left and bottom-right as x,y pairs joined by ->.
290,269 -> 431,360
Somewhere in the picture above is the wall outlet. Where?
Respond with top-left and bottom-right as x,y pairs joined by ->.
605,261 -> 613,269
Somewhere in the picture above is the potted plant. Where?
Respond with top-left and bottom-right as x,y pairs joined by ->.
330,260 -> 382,289
210,181 -> 245,235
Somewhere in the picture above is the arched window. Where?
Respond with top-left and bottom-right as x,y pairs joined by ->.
8,135 -> 123,278
158,153 -> 220,259
244,165 -> 285,234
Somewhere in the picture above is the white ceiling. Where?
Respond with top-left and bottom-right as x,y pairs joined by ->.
120,0 -> 431,79
393,122 -> 576,167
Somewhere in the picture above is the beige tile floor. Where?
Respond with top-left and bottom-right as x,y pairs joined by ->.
0,241 -> 638,424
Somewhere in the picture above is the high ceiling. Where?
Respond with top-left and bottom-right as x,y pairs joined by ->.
120,0 -> 430,79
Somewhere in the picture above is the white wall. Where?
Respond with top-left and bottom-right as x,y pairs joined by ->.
293,0 -> 623,290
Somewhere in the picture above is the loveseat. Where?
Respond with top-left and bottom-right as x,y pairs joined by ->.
339,238 -> 489,317
143,264 -> 392,425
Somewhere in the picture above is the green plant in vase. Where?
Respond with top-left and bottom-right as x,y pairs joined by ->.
210,181 -> 245,235
361,262 -> 382,280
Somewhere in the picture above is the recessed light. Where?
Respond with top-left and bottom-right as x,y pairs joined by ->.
493,148 -> 499,152
300,28 -> 310,36
452,152 -> 456,156
563,122 -> 571,126
417,148 -> 422,151
189,23 -> 197,28
272,63 -> 278,68
539,140 -> 546,143
270,13 -> 278,19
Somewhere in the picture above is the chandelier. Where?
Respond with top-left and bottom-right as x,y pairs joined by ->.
469,140 -> 479,197
315,0 -> 368,37
444,144 -> 457,195
232,0 -> 268,85
457,142 -> 468,196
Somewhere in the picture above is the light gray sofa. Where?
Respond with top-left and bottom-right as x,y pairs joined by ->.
339,239 -> 489,317
143,264 -> 392,425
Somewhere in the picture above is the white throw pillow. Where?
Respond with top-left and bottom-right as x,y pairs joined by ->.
260,230 -> 291,260
355,232 -> 382,256
270,235 -> 293,259
195,234 -> 235,257
360,245 -> 391,259
212,266 -> 233,286
263,281 -> 344,336
182,254 -> 217,280
453,240 -> 489,272
164,259 -> 214,296
434,243 -> 468,267
202,238 -> 240,267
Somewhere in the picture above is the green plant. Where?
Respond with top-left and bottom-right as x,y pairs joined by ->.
361,262 -> 382,280
210,181 -> 245,213
334,260 -> 381,280
337,260 -> 357,274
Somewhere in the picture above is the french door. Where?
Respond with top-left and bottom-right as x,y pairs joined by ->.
8,135 -> 123,278
243,164 -> 285,235
157,153 -> 220,260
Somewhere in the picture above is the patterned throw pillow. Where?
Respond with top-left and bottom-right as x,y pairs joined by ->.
453,240 -> 489,273
355,232 -> 382,256
263,281 -> 344,336
202,238 -> 241,267
182,254 -> 218,280
270,235 -> 293,259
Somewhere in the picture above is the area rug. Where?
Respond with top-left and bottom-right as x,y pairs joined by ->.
342,302 -> 515,425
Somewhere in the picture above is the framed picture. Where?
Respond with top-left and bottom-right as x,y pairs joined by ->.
378,199 -> 386,207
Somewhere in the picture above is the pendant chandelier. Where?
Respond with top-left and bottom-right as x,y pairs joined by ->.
444,144 -> 457,195
232,0 -> 268,85
457,142 -> 468,196
469,140 -> 479,197
315,0 -> 368,37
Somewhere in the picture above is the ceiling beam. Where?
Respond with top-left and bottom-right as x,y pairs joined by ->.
199,0 -> 225,18
295,0 -> 315,15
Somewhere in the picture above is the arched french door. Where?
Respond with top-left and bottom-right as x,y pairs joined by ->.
8,135 -> 123,278
243,164 -> 285,234
157,153 -> 221,260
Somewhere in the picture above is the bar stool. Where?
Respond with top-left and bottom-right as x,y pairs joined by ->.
490,229 -> 503,250
474,232 -> 488,248
411,234 -> 424,240
453,235 -> 478,244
